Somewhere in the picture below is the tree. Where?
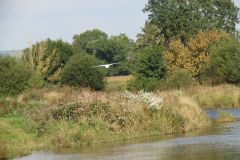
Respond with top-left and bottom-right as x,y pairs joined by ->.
107,34 -> 136,75
61,53 -> 106,90
73,30 -> 135,61
72,29 -> 110,61
165,30 -> 230,77
143,0 -> 239,44
202,37 -> 240,84
22,39 -> 74,83
137,22 -> 164,48
73,29 -> 108,52
134,45 -> 166,79
73,30 -> 136,75
0,57 -> 32,96
165,39 -> 193,75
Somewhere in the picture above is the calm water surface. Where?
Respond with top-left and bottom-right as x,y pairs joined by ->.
17,109 -> 240,160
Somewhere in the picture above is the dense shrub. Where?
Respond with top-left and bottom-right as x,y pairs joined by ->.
61,53 -> 106,90
127,77 -> 159,92
161,69 -> 195,90
201,37 -> 240,84
0,57 -> 32,97
127,45 -> 166,91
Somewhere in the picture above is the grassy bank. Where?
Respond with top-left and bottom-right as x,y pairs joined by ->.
106,76 -> 240,108
1,80 -> 238,159
0,87 -> 208,159
185,84 -> 240,108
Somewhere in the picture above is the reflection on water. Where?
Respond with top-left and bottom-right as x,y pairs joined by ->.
206,108 -> 240,119
17,109 -> 240,160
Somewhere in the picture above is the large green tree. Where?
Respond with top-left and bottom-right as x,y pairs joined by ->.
73,29 -> 110,62
143,0 -> 239,44
107,34 -> 136,75
73,30 -> 136,75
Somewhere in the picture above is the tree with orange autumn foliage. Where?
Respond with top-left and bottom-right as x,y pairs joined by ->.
165,30 -> 230,78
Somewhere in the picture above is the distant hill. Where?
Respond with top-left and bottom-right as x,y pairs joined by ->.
0,50 -> 23,58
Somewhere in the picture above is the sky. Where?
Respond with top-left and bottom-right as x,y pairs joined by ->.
0,0 -> 239,51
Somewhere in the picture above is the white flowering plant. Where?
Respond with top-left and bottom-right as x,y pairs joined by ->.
124,90 -> 163,110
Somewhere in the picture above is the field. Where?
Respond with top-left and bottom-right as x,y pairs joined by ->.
106,75 -> 133,82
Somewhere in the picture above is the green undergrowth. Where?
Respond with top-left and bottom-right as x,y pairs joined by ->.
0,116 -> 37,159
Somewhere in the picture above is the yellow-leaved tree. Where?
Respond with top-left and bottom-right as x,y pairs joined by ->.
22,39 -> 74,83
165,39 -> 194,75
165,30 -> 230,77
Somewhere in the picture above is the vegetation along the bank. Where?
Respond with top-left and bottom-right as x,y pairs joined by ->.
0,87 -> 209,159
216,111 -> 237,122
0,0 -> 240,159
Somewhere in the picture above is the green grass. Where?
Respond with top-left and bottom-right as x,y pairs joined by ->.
0,116 -> 37,159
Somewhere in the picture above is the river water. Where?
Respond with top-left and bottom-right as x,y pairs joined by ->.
17,109 -> 240,160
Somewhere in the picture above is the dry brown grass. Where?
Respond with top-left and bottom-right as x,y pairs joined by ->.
157,90 -> 209,130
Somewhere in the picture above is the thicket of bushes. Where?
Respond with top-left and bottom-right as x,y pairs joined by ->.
162,69 -> 195,90
61,53 -> 106,90
0,57 -> 32,97
201,37 -> 240,85
129,30 -> 240,91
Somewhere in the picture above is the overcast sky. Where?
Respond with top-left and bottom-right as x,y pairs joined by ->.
0,0 -> 239,50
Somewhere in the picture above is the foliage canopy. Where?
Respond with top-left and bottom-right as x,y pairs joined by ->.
143,0 -> 239,44
165,30 -> 230,77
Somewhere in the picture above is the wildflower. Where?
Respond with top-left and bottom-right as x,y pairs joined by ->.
124,90 -> 163,110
